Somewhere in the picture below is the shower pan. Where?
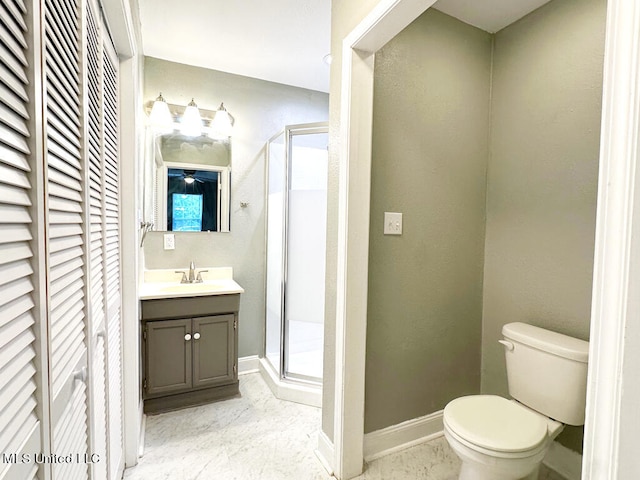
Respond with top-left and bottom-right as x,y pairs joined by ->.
262,122 -> 328,407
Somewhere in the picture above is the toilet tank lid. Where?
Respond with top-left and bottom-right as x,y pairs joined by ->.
502,322 -> 589,363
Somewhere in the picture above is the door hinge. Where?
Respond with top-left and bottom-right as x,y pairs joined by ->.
143,378 -> 147,390
233,364 -> 237,375
143,328 -> 147,341
234,318 -> 237,330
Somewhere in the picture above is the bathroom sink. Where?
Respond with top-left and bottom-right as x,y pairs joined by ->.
158,282 -> 225,294
139,267 -> 244,300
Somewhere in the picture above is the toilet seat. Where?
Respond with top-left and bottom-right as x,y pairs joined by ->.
444,395 -> 548,454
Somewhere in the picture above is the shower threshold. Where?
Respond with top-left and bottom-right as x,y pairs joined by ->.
259,357 -> 322,408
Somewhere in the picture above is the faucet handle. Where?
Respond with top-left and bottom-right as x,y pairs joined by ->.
195,270 -> 208,283
175,271 -> 188,283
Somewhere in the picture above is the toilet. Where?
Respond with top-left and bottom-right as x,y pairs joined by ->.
443,322 -> 589,480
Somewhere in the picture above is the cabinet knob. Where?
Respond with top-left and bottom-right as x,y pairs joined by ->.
193,332 -> 201,340
184,334 -> 192,341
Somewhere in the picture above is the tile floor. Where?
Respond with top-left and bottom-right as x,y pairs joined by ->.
123,373 -> 566,480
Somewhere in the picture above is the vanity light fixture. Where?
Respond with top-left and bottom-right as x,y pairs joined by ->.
149,92 -> 173,133
181,98 -> 203,137
210,103 -> 235,139
146,95 -> 234,138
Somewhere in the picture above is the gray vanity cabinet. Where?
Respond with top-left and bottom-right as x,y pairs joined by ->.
141,294 -> 240,413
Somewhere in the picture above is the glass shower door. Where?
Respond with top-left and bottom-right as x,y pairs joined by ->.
265,123 -> 328,385
283,128 -> 328,382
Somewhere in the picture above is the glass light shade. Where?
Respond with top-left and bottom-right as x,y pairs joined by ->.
181,98 -> 203,137
210,103 -> 233,139
149,93 -> 173,133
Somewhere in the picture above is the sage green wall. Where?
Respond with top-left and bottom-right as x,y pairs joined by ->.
143,57 -> 329,357
482,0 -> 606,452
365,9 -> 491,433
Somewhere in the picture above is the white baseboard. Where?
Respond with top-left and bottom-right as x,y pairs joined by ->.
363,410 -> 444,461
238,355 -> 260,375
315,429 -> 335,476
543,441 -> 582,480
138,413 -> 146,458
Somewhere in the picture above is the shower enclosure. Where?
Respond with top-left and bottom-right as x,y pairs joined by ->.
263,122 -> 328,405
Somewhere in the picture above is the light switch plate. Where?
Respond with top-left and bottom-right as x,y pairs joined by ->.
384,212 -> 403,235
163,233 -> 175,250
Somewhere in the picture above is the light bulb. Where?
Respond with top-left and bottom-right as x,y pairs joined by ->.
149,93 -> 173,133
181,98 -> 202,137
210,103 -> 233,139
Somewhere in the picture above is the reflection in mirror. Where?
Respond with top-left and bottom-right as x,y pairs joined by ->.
167,168 -> 220,231
158,133 -> 230,168
156,161 -> 230,232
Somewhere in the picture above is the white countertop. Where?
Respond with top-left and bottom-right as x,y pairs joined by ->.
139,267 -> 244,300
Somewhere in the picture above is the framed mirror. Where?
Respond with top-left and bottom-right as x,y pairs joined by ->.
149,132 -> 231,232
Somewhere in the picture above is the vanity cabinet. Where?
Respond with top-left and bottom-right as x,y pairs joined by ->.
141,294 -> 240,413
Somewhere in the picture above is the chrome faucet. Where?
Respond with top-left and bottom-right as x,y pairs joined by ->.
175,261 -> 208,284
188,261 -> 196,283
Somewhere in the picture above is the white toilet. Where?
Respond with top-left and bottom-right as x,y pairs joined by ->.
443,322 -> 589,480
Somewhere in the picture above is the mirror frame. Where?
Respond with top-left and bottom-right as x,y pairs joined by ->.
155,161 -> 231,232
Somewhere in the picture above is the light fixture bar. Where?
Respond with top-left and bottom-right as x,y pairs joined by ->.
144,99 -> 234,137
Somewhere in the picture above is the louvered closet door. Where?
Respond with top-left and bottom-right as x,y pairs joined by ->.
86,0 -> 109,479
43,0 -> 90,478
102,36 -> 124,480
0,1 -> 42,480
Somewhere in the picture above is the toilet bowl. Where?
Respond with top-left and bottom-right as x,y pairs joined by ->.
443,395 -> 563,480
442,323 -> 589,480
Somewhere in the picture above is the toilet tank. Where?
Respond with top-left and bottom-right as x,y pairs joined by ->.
501,322 -> 589,426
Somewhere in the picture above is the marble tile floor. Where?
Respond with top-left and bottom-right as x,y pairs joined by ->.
123,373 -> 565,480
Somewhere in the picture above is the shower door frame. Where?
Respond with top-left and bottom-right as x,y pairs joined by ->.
264,121 -> 329,386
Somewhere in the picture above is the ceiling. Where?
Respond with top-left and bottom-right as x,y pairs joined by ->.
433,0 -> 552,33
137,0 -> 552,94
137,0 -> 332,93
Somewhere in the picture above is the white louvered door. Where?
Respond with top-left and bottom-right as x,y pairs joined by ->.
102,36 -> 124,480
0,0 -> 125,478
85,0 -> 109,479
42,0 -> 91,478
84,0 -> 124,477
0,1 -> 43,480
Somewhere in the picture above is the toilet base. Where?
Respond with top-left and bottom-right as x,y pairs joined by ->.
522,466 -> 540,480
458,462 -> 539,480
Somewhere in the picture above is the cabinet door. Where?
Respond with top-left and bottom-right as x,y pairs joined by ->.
192,315 -> 236,389
146,319 -> 192,396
